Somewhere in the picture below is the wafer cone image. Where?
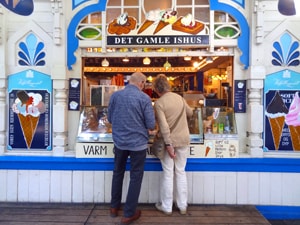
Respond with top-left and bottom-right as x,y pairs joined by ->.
288,125 -> 300,150
137,20 -> 155,34
268,116 -> 285,150
205,146 -> 211,157
18,114 -> 40,149
153,21 -> 169,34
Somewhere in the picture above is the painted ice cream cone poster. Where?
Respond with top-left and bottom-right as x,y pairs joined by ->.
11,91 -> 46,148
264,70 -> 300,151
8,70 -> 52,150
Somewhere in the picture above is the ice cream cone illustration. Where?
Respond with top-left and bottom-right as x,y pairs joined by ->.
12,90 -> 46,149
153,10 -> 177,34
205,142 -> 213,157
137,20 -> 155,34
268,116 -> 285,150
18,114 -> 40,148
265,91 -> 288,150
137,9 -> 161,34
285,92 -> 300,151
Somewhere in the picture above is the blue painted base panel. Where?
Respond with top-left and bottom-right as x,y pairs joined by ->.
1,156 -> 300,173
256,206 -> 300,220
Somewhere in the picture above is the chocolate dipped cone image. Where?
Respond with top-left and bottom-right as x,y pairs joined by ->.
285,92 -> 300,151
265,91 -> 288,150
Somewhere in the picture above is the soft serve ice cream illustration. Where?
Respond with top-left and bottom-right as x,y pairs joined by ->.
12,90 -> 46,149
285,92 -> 300,150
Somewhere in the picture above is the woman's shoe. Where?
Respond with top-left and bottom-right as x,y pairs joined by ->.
155,202 -> 172,215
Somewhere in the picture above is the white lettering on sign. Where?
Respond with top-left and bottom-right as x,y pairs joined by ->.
114,37 -> 134,44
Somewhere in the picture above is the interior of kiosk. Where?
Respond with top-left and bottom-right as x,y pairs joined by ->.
82,55 -> 234,109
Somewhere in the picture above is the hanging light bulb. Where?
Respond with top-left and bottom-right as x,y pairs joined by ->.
101,58 -> 109,67
143,57 -> 151,65
184,56 -> 191,61
122,57 -> 129,62
206,56 -> 213,63
164,58 -> 171,70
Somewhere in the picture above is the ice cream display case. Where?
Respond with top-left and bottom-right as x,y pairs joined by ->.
76,106 -> 112,143
201,107 -> 239,158
75,106 -> 239,158
76,105 -> 204,144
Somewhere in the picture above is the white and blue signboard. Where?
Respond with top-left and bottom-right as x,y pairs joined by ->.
264,70 -> 300,152
234,80 -> 246,113
8,70 -> 52,150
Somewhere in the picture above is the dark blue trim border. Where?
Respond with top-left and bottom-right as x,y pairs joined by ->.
256,205 -> 300,220
1,156 -> 300,173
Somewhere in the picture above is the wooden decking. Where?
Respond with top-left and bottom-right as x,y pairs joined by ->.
0,202 -> 270,225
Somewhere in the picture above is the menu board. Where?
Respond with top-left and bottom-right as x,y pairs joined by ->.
68,79 -> 80,110
234,80 -> 246,113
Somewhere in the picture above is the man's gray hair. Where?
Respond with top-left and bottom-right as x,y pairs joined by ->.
130,72 -> 146,84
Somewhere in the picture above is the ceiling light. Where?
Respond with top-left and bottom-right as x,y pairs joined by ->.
143,57 -> 151,65
101,58 -> 109,67
184,56 -> 191,61
122,57 -> 129,62
163,58 -> 171,70
206,56 -> 213,63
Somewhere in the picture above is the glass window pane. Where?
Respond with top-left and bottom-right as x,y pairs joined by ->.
108,0 -> 121,6
195,8 -> 209,22
177,8 -> 192,17
195,0 -> 209,4
125,8 -> 139,19
107,9 -> 121,23
143,0 -> 172,12
177,0 -> 192,4
81,16 -> 89,24
90,13 -> 102,24
124,0 -> 139,5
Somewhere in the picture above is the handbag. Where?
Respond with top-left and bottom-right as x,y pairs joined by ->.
151,136 -> 165,159
151,98 -> 186,159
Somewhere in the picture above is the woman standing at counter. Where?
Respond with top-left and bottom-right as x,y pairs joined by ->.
152,74 -> 193,215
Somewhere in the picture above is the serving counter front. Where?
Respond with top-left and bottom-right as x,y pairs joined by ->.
75,105 -> 238,158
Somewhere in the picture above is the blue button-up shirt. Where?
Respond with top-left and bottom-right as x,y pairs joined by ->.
108,84 -> 155,151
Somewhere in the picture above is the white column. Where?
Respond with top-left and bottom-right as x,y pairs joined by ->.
246,66 -> 265,157
52,78 -> 68,156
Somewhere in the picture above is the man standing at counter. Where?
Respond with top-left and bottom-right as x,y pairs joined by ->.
108,72 -> 156,225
